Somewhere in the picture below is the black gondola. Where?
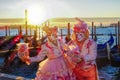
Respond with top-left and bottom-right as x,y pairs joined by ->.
97,34 -> 114,52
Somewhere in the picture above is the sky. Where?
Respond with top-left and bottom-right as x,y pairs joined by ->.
0,0 -> 120,24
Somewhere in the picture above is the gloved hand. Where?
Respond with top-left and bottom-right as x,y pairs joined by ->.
17,43 -> 30,65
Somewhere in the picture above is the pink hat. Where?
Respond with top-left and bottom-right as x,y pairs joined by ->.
73,18 -> 88,33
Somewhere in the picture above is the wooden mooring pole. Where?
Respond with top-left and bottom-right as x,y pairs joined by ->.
118,21 -> 120,53
8,26 -> 10,37
92,22 -> 94,39
68,22 -> 71,39
115,24 -> 118,45
30,28 -> 32,36
5,26 -> 8,37
19,25 -> 22,34
25,9 -> 28,36
61,28 -> 63,39
25,9 -> 28,42
39,27 -> 41,40
94,25 -> 97,41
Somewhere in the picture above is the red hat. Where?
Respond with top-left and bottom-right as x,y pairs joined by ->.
73,18 -> 88,33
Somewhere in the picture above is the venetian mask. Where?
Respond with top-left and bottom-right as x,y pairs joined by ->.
76,32 -> 85,42
48,33 -> 57,43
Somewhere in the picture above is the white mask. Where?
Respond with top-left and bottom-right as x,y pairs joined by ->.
48,33 -> 57,42
76,32 -> 85,42
50,34 -> 57,41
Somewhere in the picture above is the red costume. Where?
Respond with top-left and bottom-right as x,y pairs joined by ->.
67,18 -> 98,80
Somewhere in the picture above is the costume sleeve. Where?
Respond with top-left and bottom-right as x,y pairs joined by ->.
30,44 -> 47,62
84,41 -> 97,62
58,39 -> 68,52
60,39 -> 66,47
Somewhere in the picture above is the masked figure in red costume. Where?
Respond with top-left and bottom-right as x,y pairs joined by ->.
66,18 -> 98,80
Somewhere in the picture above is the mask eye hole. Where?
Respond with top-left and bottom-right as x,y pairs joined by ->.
76,32 -> 83,36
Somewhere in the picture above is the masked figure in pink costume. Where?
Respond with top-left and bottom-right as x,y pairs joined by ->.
67,18 -> 98,80
18,26 -> 75,80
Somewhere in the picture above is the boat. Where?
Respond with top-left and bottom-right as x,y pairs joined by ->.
110,45 -> 118,53
97,42 -> 120,68
97,34 -> 114,53
110,51 -> 120,67
0,36 -> 14,49
2,36 -> 47,67
3,47 -> 40,67
96,34 -> 115,68
110,45 -> 119,66
0,37 -> 7,46
4,34 -> 22,50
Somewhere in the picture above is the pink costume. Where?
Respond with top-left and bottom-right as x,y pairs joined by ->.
30,39 -> 75,80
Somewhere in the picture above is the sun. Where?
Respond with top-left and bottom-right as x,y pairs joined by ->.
27,5 -> 46,25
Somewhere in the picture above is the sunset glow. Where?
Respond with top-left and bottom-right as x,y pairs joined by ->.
0,0 -> 120,22
28,5 -> 46,25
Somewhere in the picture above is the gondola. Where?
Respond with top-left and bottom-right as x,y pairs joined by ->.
108,42 -> 119,65
0,36 -> 14,49
2,36 -> 47,67
97,34 -> 114,52
111,53 -> 120,66
3,34 -> 22,50
96,34 -> 115,68
0,37 -> 6,46
110,45 -> 118,53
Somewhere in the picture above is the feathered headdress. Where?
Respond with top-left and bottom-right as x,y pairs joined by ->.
72,18 -> 89,40
42,26 -> 58,35
73,17 -> 88,33
42,26 -> 52,35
